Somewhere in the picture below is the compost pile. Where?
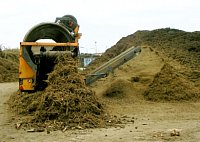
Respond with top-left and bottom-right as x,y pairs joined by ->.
84,31 -> 148,74
103,79 -> 133,99
0,49 -> 19,82
10,54 -> 111,130
142,29 -> 200,101
144,63 -> 200,101
86,28 -> 200,101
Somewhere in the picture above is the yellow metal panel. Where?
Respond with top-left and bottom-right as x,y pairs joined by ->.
19,48 -> 36,78
19,45 -> 36,91
20,78 -> 35,90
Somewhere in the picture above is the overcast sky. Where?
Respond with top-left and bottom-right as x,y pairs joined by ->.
0,0 -> 199,53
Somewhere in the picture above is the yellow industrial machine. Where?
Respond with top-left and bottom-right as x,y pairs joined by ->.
19,15 -> 81,91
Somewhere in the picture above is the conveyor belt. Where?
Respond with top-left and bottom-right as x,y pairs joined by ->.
86,46 -> 141,85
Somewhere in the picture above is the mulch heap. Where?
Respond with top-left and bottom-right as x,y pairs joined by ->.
0,58 -> 18,82
144,63 -> 200,101
0,49 -> 19,82
85,28 -> 200,102
9,54 -> 113,131
103,79 -> 132,99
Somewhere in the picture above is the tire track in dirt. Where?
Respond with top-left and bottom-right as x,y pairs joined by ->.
0,82 -> 18,141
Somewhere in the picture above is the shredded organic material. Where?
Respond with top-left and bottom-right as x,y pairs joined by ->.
10,54 -> 113,130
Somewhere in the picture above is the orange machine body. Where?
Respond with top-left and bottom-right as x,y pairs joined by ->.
19,42 -> 79,91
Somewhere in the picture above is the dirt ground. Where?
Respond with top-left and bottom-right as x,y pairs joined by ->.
1,47 -> 200,142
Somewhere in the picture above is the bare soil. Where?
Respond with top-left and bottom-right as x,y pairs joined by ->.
1,46 -> 200,141
1,87 -> 200,141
